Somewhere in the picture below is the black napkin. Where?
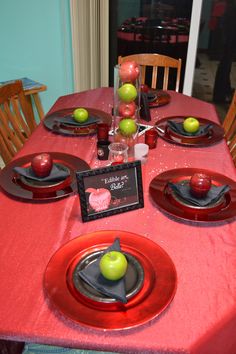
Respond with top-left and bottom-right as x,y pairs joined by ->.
140,92 -> 151,121
167,120 -> 213,137
54,115 -> 99,126
147,92 -> 157,103
78,238 -> 127,303
13,163 -> 70,182
168,182 -> 230,207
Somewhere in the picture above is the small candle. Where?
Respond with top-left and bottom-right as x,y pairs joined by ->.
145,129 -> 158,149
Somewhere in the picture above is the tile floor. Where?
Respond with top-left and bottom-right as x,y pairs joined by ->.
192,52 -> 236,123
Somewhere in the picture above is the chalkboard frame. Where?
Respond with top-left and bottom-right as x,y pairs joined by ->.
76,161 -> 144,222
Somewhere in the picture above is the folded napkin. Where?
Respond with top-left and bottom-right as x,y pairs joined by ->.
168,182 -> 230,207
167,120 -> 213,137
147,92 -> 157,103
78,238 -> 127,303
54,115 -> 99,126
13,163 -> 70,182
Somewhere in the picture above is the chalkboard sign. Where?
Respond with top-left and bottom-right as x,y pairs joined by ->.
76,161 -> 144,222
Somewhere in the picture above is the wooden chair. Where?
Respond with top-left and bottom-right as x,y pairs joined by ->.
118,53 -> 182,92
0,80 -> 36,165
222,90 -> 236,166
228,135 -> 236,166
223,90 -> 236,141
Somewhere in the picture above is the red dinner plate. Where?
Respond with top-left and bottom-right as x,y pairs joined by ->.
44,108 -> 112,136
155,116 -> 225,146
0,152 -> 90,202
44,230 -> 177,330
148,90 -> 171,108
149,168 -> 236,222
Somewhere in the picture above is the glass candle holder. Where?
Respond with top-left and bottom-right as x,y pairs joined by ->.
134,143 -> 149,163
113,63 -> 141,157
97,123 -> 109,142
145,128 -> 158,149
108,142 -> 128,165
97,140 -> 110,160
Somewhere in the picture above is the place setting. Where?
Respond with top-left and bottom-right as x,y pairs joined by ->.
44,230 -> 177,330
155,115 -> 225,146
141,84 -> 171,108
44,107 -> 112,136
0,152 -> 90,201
149,168 -> 236,222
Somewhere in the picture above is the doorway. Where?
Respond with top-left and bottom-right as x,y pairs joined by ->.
109,0 -> 193,91
192,0 -> 236,122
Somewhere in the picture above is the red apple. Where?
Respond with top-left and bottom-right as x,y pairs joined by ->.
119,61 -> 140,82
99,251 -> 128,281
85,188 -> 111,212
189,173 -> 212,198
140,84 -> 149,93
31,153 -> 53,178
118,101 -> 136,117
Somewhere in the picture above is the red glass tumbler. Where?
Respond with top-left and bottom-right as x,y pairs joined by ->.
97,123 -> 109,141
145,128 -> 158,149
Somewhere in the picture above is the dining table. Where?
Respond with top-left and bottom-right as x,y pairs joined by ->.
0,87 -> 236,354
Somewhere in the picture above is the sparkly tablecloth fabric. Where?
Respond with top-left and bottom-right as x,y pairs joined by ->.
0,88 -> 236,354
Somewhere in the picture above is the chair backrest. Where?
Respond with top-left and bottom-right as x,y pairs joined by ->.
0,80 -> 36,165
118,53 -> 182,92
222,90 -> 236,166
223,90 -> 236,142
228,134 -> 236,166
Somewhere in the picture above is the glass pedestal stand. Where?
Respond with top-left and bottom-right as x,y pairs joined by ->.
113,64 -> 141,158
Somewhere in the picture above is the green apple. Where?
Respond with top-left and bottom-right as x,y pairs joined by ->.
119,118 -> 137,136
99,251 -> 128,281
73,108 -> 89,123
118,83 -> 137,103
183,117 -> 200,133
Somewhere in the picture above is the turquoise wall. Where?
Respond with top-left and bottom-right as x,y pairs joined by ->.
0,0 -> 74,115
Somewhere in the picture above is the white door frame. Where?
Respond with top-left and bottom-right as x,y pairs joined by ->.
183,0 -> 203,96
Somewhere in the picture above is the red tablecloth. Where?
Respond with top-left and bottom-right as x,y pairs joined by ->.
0,88 -> 236,354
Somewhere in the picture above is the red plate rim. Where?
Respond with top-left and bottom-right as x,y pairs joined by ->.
44,107 -> 112,136
155,116 -> 225,146
148,90 -> 171,108
0,152 -> 90,202
44,230 -> 177,330
149,168 -> 236,223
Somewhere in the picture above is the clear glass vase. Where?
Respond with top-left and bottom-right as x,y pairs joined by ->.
113,63 -> 141,157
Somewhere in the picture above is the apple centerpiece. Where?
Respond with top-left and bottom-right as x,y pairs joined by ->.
189,173 -> 212,198
119,118 -> 137,137
73,108 -> 89,123
183,117 -> 200,134
31,153 -> 53,178
99,251 -> 128,281
114,62 -> 140,156
119,61 -> 140,83
118,83 -> 137,103
118,101 -> 136,118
